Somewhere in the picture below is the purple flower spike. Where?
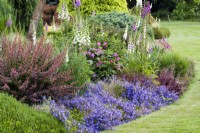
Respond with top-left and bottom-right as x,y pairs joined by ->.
6,18 -> 12,27
75,0 -> 81,7
103,42 -> 108,49
132,23 -> 137,32
96,61 -> 103,67
141,1 -> 151,18
148,47 -> 153,53
116,57 -> 120,61
91,53 -> 95,58
97,42 -> 101,46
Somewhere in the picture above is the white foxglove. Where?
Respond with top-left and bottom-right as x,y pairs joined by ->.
32,21 -> 36,46
136,0 -> 142,7
58,3 -> 69,21
65,48 -> 69,62
123,25 -> 128,40
128,41 -> 134,52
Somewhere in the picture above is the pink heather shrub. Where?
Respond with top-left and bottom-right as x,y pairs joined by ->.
0,36 -> 76,104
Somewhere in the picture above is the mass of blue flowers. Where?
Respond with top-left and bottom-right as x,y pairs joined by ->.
50,79 -> 178,133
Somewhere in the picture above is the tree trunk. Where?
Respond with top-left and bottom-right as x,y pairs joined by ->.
27,0 -> 46,44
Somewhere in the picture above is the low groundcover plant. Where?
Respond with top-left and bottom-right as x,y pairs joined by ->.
50,78 -> 178,133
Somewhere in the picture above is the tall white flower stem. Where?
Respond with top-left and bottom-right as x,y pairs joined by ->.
32,21 -> 37,46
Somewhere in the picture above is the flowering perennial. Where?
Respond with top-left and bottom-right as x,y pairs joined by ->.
58,3 -> 69,20
50,79 -> 178,132
141,1 -> 151,18
72,24 -> 91,46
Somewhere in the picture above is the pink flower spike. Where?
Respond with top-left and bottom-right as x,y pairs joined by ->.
113,52 -> 118,57
97,42 -> 101,46
116,57 -> 120,61
91,53 -> 95,58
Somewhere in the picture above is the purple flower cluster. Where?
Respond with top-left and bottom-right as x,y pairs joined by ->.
141,1 -> 151,18
86,41 -> 122,80
50,79 -> 178,132
6,18 -> 12,27
132,22 -> 137,32
50,100 -> 70,123
158,38 -> 171,50
122,81 -> 178,112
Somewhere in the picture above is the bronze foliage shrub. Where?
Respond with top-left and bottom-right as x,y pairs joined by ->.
0,36 -> 76,104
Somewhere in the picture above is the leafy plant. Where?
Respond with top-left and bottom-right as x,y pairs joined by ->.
0,93 -> 67,133
125,53 -> 158,78
100,77 -> 124,98
158,52 -> 193,78
65,52 -> 92,87
172,1 -> 198,20
88,12 -> 137,29
153,27 -> 170,39
86,41 -> 124,81
0,36 -> 76,104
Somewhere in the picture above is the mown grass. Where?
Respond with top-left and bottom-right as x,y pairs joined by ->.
102,21 -> 200,133
0,93 -> 68,133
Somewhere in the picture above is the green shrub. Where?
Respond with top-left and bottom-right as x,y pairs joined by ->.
85,34 -> 127,80
125,53 -> 158,78
64,52 -> 92,87
0,93 -> 67,133
58,0 -> 128,16
172,1 -> 197,20
158,52 -> 194,78
88,12 -> 137,29
153,27 -> 170,39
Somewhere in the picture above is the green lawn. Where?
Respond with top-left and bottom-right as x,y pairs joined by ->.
102,21 -> 200,133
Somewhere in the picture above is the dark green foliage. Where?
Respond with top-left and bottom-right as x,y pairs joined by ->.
152,9 -> 171,20
0,0 -> 15,33
88,12 -> 137,29
0,93 -> 67,133
150,0 -> 176,14
153,27 -> 170,39
9,0 -> 38,31
172,1 -> 199,20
